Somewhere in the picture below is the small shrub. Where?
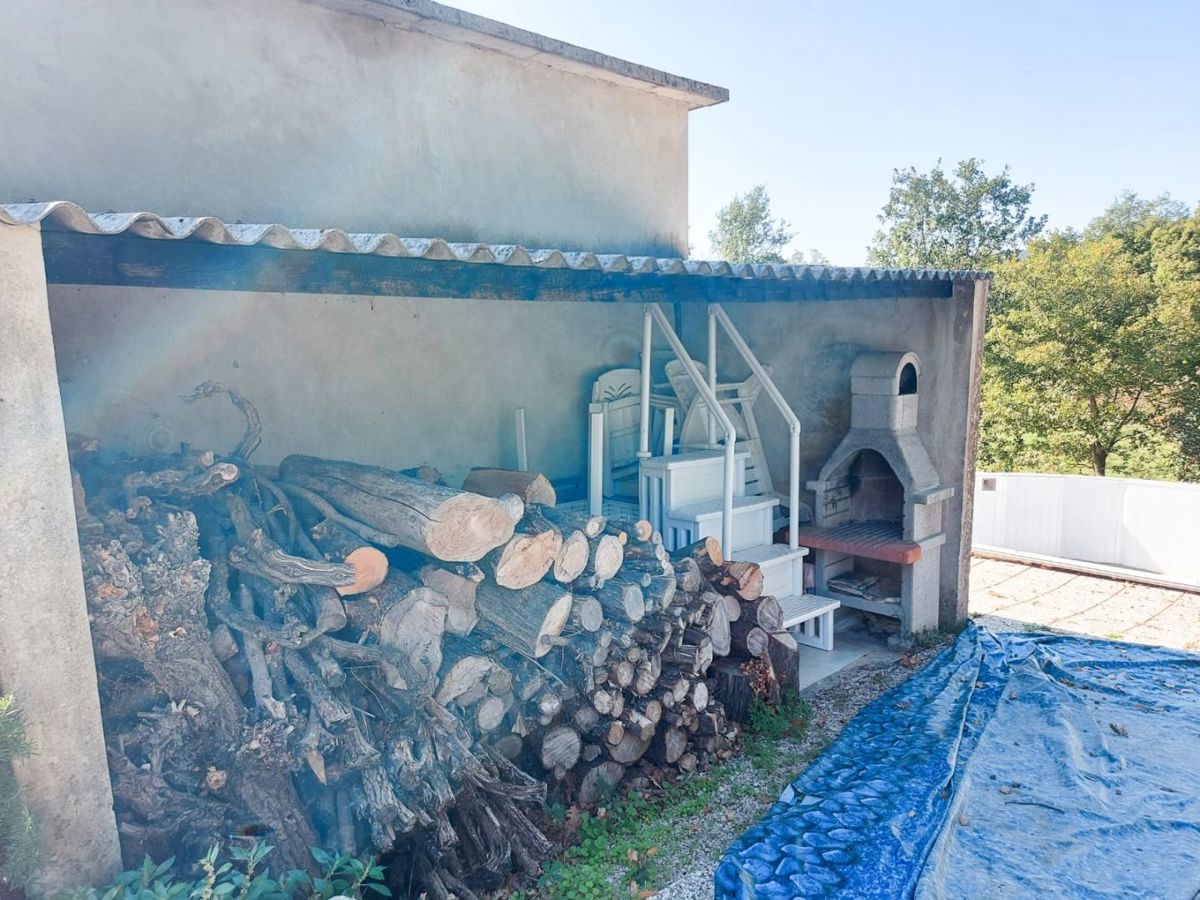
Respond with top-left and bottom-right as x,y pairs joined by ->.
67,843 -> 389,900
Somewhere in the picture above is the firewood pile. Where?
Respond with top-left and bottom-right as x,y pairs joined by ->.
69,384 -> 776,897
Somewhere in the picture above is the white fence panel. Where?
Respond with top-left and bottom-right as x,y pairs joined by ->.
973,472 -> 1200,586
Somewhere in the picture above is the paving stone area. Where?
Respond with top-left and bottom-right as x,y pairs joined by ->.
969,556 -> 1200,649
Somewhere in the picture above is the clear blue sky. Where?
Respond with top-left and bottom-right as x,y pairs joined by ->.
450,0 -> 1200,264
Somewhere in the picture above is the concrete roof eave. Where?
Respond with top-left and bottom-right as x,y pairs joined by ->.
302,0 -> 729,109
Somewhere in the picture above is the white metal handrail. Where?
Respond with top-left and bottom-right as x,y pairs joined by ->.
639,304 -> 737,553
709,304 -> 803,550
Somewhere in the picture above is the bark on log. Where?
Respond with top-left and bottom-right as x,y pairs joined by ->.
711,561 -> 764,601
462,468 -> 556,507
594,581 -> 645,624
674,536 -> 723,573
474,581 -> 572,659
767,631 -> 800,698
309,517 -> 389,596
578,762 -> 625,807
730,621 -> 770,658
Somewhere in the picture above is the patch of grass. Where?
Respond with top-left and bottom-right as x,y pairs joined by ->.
536,775 -> 722,898
742,694 -> 812,774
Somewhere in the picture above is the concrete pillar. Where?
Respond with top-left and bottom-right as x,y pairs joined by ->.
941,278 -> 989,629
0,223 -> 122,892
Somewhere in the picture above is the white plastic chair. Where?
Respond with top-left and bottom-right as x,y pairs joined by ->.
590,368 -> 643,499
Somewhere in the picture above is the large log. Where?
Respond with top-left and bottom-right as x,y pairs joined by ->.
462,468 -> 556,507
279,455 -> 516,561
474,581 -> 572,658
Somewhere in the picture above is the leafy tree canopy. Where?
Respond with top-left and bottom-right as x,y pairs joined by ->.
981,227 -> 1200,477
709,185 -> 793,263
867,158 -> 1047,270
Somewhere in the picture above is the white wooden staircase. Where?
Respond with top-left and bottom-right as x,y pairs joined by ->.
623,304 -> 839,651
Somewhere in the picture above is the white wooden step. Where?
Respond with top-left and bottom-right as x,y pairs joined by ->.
663,495 -> 778,553
778,593 -> 841,652
729,543 -> 808,598
639,450 -> 750,529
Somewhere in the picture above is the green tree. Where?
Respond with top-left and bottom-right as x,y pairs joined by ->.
1083,190 -> 1190,243
867,158 -> 1047,269
787,247 -> 830,265
709,185 -> 793,263
981,231 -> 1200,476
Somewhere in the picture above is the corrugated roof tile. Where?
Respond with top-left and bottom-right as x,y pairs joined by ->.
0,201 -> 992,283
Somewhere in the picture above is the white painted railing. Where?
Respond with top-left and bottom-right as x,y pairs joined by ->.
973,471 -> 1200,586
639,304 -> 737,553
709,305 -> 803,550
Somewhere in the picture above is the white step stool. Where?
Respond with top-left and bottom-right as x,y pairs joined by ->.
778,594 -> 841,651
663,494 -> 778,553
639,449 -> 750,532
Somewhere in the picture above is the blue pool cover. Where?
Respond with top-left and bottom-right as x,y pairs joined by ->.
715,624 -> 1200,898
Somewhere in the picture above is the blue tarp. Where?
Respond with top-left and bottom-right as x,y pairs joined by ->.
716,624 -> 1200,898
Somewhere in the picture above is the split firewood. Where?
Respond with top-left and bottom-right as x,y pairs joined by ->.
417,565 -> 480,637
585,534 -> 624,582
480,529 -> 561,589
710,560 -> 764,601
462,467 -> 557,507
673,536 -> 723,573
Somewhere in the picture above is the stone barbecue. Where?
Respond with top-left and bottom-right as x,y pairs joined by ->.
800,352 -> 954,636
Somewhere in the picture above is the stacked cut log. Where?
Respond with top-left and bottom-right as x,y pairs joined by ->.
69,388 -> 743,898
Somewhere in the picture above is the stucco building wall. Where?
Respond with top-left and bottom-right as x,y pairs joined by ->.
0,0 -> 690,256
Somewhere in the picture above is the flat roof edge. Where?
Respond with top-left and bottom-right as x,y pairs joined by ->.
302,0 -> 729,108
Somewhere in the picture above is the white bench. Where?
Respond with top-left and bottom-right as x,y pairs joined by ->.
778,594 -> 841,652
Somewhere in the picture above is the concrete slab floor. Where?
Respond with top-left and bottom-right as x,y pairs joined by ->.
795,616 -> 900,693
969,555 -> 1200,651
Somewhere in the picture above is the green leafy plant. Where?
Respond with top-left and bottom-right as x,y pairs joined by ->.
69,843 -> 389,900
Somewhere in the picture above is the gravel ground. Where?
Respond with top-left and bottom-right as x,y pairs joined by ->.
649,640 -> 948,899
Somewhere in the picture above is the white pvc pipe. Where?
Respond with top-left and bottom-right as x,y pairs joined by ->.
588,409 -> 604,516
789,427 -> 800,550
663,406 -> 674,457
638,306 -> 653,459
707,307 -> 718,449
514,407 -> 528,472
